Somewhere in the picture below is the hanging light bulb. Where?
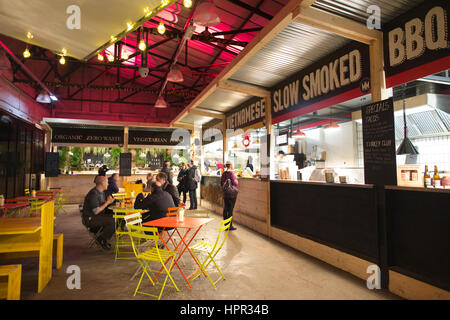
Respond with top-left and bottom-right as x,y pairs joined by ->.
59,55 -> 66,65
157,22 -> 166,35
144,7 -> 153,17
23,48 -> 31,58
138,40 -> 147,51
183,0 -> 192,8
26,32 -> 34,40
154,96 -> 168,108
61,48 -> 67,56
110,35 -> 117,43
161,0 -> 169,7
121,50 -> 129,60
97,53 -> 104,61
107,54 -> 114,62
127,22 -> 134,31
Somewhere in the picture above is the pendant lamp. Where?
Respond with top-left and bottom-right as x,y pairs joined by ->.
396,84 -> 419,155
194,0 -> 221,27
167,64 -> 184,83
155,96 -> 168,108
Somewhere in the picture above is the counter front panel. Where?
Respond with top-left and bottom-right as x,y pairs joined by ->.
270,181 -> 379,263
386,187 -> 450,291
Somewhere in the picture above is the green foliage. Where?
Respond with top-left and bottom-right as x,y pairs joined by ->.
57,147 -> 69,170
103,147 -> 122,169
69,147 -> 82,170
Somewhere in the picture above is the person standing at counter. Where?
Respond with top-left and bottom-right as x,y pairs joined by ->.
221,160 -> 238,231
274,150 -> 285,179
160,160 -> 173,185
186,160 -> 201,210
245,156 -> 254,173
177,162 -> 188,204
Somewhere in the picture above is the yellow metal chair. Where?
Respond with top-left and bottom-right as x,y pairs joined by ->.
126,224 -> 179,300
113,209 -> 144,260
28,200 -> 46,217
189,217 -> 232,290
24,189 -> 30,196
54,188 -> 70,215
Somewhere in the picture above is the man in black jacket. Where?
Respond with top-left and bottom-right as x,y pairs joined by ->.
156,172 -> 180,206
185,160 -> 200,210
134,181 -> 174,223
106,173 -> 119,196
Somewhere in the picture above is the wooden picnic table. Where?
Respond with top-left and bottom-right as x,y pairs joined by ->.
0,201 -> 55,293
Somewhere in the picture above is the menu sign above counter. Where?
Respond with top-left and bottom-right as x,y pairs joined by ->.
271,41 -> 371,124
384,0 -> 450,88
226,96 -> 266,130
361,98 -> 397,186
128,130 -> 189,146
52,127 -> 124,145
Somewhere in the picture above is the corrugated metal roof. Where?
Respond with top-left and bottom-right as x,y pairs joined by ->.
178,113 -> 212,125
312,0 -> 426,25
198,88 -> 251,112
436,109 -> 450,131
229,21 -> 350,88
409,112 -> 444,136
395,110 -> 450,140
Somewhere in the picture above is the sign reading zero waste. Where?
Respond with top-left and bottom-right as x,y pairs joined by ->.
361,98 -> 397,186
271,41 -> 371,124
384,0 -> 450,88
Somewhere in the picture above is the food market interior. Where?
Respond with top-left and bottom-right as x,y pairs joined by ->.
0,0 -> 449,303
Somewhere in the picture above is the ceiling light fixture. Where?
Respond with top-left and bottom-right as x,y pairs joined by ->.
183,0 -> 192,8
144,7 -> 153,17
397,84 -> 419,155
36,90 -> 51,104
138,39 -> 147,51
167,64 -> 184,83
23,48 -> 31,58
127,22 -> 134,31
107,54 -> 114,62
59,55 -> 66,65
157,22 -> 166,35
194,0 -> 221,27
323,121 -> 340,130
154,96 -> 168,108
97,53 -> 104,61
161,0 -> 169,7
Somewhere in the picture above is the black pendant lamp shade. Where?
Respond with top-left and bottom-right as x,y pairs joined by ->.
396,85 -> 419,155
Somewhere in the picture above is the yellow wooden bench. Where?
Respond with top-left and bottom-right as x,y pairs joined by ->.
0,264 -> 21,300
0,233 -> 63,270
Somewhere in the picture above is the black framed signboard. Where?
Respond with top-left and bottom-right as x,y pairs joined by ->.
119,153 -> 132,176
361,98 -> 397,186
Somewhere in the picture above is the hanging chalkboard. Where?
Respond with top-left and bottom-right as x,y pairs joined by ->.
119,153 -> 132,176
45,152 -> 59,177
361,98 -> 397,186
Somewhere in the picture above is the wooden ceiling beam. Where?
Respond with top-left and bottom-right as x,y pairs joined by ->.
218,79 -> 270,98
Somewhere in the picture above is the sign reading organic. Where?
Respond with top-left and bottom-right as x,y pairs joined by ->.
271,41 -> 371,123
52,127 -> 124,144
384,0 -> 450,88
361,98 -> 397,186
226,96 -> 266,130
128,130 -> 188,146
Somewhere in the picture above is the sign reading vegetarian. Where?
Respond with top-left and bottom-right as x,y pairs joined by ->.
128,129 -> 189,146
226,96 -> 266,130
52,127 -> 124,144
271,41 -> 371,124
361,98 -> 397,186
384,0 -> 450,88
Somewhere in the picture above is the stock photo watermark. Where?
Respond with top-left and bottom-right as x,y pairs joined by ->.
66,265 -> 81,290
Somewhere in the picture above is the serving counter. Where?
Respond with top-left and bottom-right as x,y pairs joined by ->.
200,175 -> 269,235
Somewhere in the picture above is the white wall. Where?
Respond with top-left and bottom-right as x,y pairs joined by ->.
304,121 -> 357,168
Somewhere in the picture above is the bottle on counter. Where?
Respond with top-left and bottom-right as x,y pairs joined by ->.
424,165 -> 431,188
432,165 -> 441,188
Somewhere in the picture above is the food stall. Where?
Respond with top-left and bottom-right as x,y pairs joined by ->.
47,125 -> 190,203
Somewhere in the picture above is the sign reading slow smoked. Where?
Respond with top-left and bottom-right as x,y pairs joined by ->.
361,98 -> 397,186
384,0 -> 450,88
52,127 -> 124,144
271,41 -> 371,124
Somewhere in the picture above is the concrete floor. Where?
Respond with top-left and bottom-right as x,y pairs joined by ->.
13,205 -> 399,300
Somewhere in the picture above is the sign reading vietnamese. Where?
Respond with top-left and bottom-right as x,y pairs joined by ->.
52,127 -> 124,144
271,41 -> 371,124
361,98 -> 397,186
226,96 -> 266,130
384,0 -> 450,88
128,130 -> 188,146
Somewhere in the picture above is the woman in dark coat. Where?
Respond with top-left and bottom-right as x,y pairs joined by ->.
185,161 -> 200,210
221,161 -> 238,231
177,162 -> 188,204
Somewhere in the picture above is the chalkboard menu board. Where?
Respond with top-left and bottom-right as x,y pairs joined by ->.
148,154 -> 165,170
119,153 -> 132,176
45,152 -> 59,177
361,98 -> 397,185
